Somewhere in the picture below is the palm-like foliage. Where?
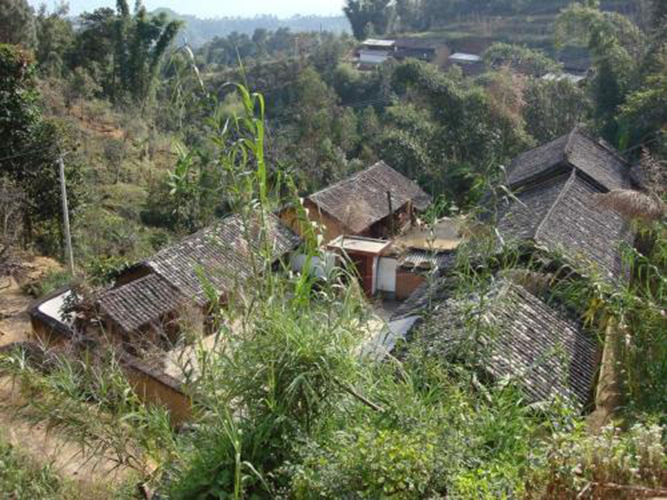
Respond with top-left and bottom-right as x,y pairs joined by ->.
113,0 -> 181,106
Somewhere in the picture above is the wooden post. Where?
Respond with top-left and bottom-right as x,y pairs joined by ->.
58,155 -> 74,275
386,190 -> 394,236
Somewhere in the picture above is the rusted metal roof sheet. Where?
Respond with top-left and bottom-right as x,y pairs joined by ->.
399,249 -> 456,271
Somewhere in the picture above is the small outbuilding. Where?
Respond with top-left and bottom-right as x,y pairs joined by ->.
359,38 -> 396,65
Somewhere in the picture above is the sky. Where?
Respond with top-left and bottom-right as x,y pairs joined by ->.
35,0 -> 346,18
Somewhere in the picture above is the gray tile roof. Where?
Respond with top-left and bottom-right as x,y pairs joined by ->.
145,213 -> 299,305
416,281 -> 599,409
98,213 -> 299,332
508,128 -> 631,191
308,161 -> 432,234
98,273 -> 184,333
498,172 -> 633,281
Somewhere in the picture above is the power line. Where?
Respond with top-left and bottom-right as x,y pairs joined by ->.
0,144 -> 58,163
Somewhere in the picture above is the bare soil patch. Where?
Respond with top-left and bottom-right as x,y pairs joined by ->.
0,256 -> 61,347
0,254 -> 137,495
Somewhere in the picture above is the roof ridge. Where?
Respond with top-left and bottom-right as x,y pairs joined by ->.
562,126 -> 579,164
148,213 -> 242,261
310,161 -> 385,201
533,169 -> 578,241
579,129 -> 630,167
509,130 -> 572,167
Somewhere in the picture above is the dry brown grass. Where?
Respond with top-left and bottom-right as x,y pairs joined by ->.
594,189 -> 665,222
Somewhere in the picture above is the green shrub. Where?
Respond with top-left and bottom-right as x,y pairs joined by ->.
527,422 -> 667,498
24,268 -> 72,297
292,426 -> 441,499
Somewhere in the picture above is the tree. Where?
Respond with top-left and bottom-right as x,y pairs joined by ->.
483,43 -> 561,77
555,1 -> 645,144
0,177 -> 25,245
0,44 -> 83,249
390,60 -> 532,204
523,78 -> 589,143
34,3 -> 74,75
112,0 -> 182,105
68,8 -> 116,94
344,0 -> 394,40
252,28 -> 269,58
0,0 -> 35,47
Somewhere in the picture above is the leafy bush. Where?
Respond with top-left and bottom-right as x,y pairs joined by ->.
24,268 -> 72,297
292,426 -> 441,499
528,422 -> 667,498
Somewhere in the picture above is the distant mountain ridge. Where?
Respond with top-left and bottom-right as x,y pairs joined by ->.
152,8 -> 350,47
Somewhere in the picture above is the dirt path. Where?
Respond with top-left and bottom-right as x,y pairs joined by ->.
0,256 -> 61,348
0,377 -> 134,495
0,256 -> 137,495
0,276 -> 33,347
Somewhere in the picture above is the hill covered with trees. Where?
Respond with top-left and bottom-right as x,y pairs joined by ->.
0,0 -> 665,497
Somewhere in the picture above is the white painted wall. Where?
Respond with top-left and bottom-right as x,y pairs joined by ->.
290,252 -> 338,279
359,50 -> 390,65
376,257 -> 398,293
38,290 -> 74,323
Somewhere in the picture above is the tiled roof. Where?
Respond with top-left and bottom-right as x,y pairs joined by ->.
98,213 -> 299,332
399,249 -> 457,271
416,281 -> 599,409
146,213 -> 299,305
498,172 -> 633,281
308,161 -> 431,234
98,273 -> 185,333
508,128 -> 630,191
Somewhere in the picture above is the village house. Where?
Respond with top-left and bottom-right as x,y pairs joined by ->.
283,161 -> 432,244
497,127 -> 635,281
281,161 -> 459,298
358,38 -> 396,66
446,52 -> 485,76
97,213 -> 300,344
355,37 -> 455,70
393,38 -> 450,66
386,278 -> 599,411
27,213 -> 300,423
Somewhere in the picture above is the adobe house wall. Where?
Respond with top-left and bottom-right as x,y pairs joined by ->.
281,200 -> 350,244
119,353 -> 192,426
28,287 -> 74,347
395,268 -> 427,301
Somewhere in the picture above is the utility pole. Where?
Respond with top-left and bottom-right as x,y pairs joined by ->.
58,154 -> 75,275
